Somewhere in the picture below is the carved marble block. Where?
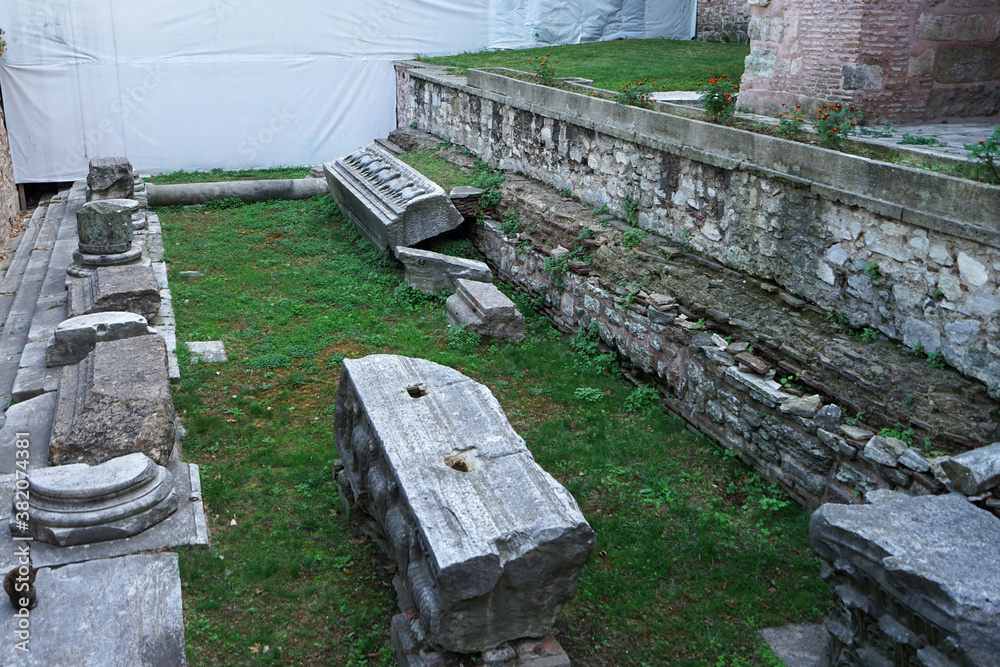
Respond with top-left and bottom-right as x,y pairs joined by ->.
810,490 -> 1000,667
324,144 -> 463,255
445,278 -> 525,341
335,355 -> 594,653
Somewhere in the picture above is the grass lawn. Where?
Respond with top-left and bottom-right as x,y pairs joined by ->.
149,166 -> 311,185
163,180 -> 828,665
418,38 -> 749,92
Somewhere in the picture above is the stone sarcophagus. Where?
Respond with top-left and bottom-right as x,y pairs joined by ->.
324,144 -> 463,255
810,490 -> 1000,667
334,355 -> 595,653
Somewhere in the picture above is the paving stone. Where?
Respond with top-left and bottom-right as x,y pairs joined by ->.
14,453 -> 179,547
68,264 -> 161,322
186,341 -> 228,363
336,355 -> 594,653
49,336 -> 176,466
397,247 -> 493,293
0,553 -> 186,666
46,311 -> 154,367
760,624 -> 827,667
445,278 -> 525,341
941,442 -> 1000,495
0,392 -> 56,474
86,157 -> 134,201
325,144 -> 463,255
11,342 -> 61,402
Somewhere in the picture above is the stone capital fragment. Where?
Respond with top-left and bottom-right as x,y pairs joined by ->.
87,156 -> 135,201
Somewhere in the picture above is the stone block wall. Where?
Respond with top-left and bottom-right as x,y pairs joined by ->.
0,106 -> 17,250
696,0 -> 751,43
738,0 -> 1000,122
399,64 -> 1000,400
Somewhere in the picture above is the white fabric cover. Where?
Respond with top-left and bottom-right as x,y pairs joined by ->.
0,0 -> 694,182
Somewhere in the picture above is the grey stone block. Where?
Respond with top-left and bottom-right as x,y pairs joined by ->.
780,394 -> 822,418
324,144 -> 463,255
186,341 -> 228,363
0,392 -> 56,474
862,435 -> 905,467
68,264 -> 161,322
445,278 -> 525,341
76,200 -> 134,255
941,442 -> 1000,495
0,553 -> 187,666
397,247 -> 493,293
87,157 -> 135,201
49,336 -> 176,466
811,491 -> 1000,667
13,452 -> 179,547
335,355 -> 594,653
46,311 -> 155,367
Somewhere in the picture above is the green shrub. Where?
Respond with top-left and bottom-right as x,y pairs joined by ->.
697,75 -> 738,121
965,124 -> 1000,184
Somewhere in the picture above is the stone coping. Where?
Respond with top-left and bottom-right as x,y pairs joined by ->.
402,62 -> 1000,249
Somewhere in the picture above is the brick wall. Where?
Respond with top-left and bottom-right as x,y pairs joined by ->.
696,0 -> 751,43
0,106 -> 16,249
738,0 -> 1000,122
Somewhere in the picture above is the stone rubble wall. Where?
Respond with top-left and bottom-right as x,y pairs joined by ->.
398,64 -> 1000,399
696,0 -> 751,44
0,106 -> 17,250
738,0 -> 1000,122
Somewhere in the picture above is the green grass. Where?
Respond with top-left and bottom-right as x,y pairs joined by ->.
419,38 -> 749,91
149,166 -> 311,185
163,190 -> 828,666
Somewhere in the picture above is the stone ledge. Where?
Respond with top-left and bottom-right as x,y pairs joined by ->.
404,63 -> 1000,247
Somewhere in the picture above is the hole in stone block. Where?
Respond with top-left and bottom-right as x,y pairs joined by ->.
445,456 -> 471,473
406,384 -> 428,398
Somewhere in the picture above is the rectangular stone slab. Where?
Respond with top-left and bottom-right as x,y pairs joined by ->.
445,278 -> 525,341
810,490 -> 1000,667
0,553 -> 186,666
335,355 -> 594,653
324,143 -> 463,255
397,247 -> 493,293
49,336 -> 176,466
68,263 -> 161,322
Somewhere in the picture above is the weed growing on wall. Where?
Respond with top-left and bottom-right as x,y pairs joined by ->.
965,125 -> 1000,184
697,75 -> 738,122
613,78 -> 661,109
814,103 -> 861,150
529,54 -> 557,85
622,228 -> 645,250
775,104 -> 805,139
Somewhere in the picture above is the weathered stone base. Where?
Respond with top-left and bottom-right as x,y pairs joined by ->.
68,242 -> 144,278
392,614 -> 570,667
45,311 -> 155,367
68,263 -> 161,321
14,453 -> 179,547
445,278 -> 525,341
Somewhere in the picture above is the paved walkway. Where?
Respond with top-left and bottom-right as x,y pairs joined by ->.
0,183 -> 206,666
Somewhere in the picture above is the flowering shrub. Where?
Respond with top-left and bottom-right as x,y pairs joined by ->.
0,29 -> 6,58
529,54 -> 557,85
613,78 -> 659,109
696,75 -> 738,122
965,124 -> 1000,184
814,103 -> 861,150
775,103 -> 805,139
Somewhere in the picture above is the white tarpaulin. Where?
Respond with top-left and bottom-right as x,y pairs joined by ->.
0,0 -> 695,183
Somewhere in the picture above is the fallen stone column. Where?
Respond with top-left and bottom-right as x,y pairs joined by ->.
324,144 -> 463,256
810,490 -> 1000,667
335,355 -> 594,654
49,336 -> 177,466
145,178 -> 328,206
